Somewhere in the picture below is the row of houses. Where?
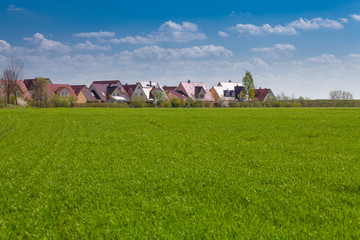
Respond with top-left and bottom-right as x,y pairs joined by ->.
0,78 -> 276,104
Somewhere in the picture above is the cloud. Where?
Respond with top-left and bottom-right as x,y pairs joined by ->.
230,23 -> 297,35
109,20 -> 206,44
0,40 -> 11,52
74,41 -> 111,51
339,18 -> 349,23
351,14 -> 360,21
24,33 -> 71,52
252,44 -> 296,52
307,54 -> 341,64
229,17 -> 345,36
289,17 -> 343,30
73,31 -> 115,38
118,45 -> 233,59
218,31 -> 229,37
8,5 -> 25,11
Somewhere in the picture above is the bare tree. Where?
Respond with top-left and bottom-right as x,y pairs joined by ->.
32,77 -> 49,108
2,58 -> 24,105
329,90 -> 353,100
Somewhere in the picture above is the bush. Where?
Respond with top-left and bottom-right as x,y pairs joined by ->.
131,96 -> 144,108
51,94 -> 72,107
164,102 -> 171,108
170,98 -> 180,107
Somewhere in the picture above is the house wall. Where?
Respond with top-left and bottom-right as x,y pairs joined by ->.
210,88 -> 220,103
131,84 -> 148,101
76,90 -> 87,103
264,90 -> 276,102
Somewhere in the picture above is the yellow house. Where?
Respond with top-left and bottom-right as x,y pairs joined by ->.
71,85 -> 88,103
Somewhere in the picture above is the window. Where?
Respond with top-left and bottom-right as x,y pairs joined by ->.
90,92 -> 94,97
117,93 -> 120,96
102,92 -> 105,97
61,90 -> 69,97
0,83 -> 4,88
140,93 -> 143,96
200,94 -> 204,99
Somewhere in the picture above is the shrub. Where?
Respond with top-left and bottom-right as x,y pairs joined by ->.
51,94 -> 72,107
170,98 -> 180,107
164,102 -> 171,108
131,96 -> 144,108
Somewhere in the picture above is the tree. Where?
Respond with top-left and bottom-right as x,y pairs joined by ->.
2,57 -> 23,105
329,90 -> 353,100
241,71 -> 255,106
32,77 -> 49,108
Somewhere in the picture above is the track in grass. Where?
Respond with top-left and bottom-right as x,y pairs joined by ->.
0,108 -> 359,238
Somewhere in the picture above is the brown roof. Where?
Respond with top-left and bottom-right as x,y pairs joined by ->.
24,78 -> 52,91
71,85 -> 87,96
122,83 -> 137,97
254,88 -> 271,102
81,88 -> 97,102
92,80 -> 120,86
163,86 -> 177,91
167,90 -> 187,100
46,84 -> 77,99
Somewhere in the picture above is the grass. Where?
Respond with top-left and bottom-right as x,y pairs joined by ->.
0,108 -> 359,239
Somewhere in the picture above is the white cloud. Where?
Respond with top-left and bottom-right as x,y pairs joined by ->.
218,31 -> 229,37
8,5 -> 25,11
252,44 -> 296,52
109,20 -> 206,44
0,40 -> 11,52
118,45 -> 233,59
24,33 -> 71,52
307,54 -> 341,64
289,17 -> 343,30
73,31 -> 115,38
229,17 -> 345,36
230,23 -> 297,35
339,18 -> 349,23
74,41 -> 111,51
351,14 -> 360,21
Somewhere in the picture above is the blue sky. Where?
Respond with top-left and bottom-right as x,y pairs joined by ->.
1,0 -> 360,98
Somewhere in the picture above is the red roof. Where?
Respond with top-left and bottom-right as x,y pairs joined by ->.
46,84 -> 77,99
0,80 -> 32,101
71,85 -> 87,96
254,88 -> 271,102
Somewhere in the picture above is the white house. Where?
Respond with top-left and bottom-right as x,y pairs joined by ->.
131,81 -> 168,102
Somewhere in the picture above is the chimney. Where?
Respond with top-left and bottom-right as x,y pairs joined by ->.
259,87 -> 261,90
149,80 -> 152,86
229,79 -> 232,83
188,79 -> 191,83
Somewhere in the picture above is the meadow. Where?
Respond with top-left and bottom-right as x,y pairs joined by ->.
0,108 -> 359,239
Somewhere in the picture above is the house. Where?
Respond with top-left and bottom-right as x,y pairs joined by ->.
177,80 -> 214,102
122,83 -> 137,99
24,78 -> 52,96
162,85 -> 188,101
131,81 -> 168,102
210,81 -> 244,103
46,84 -> 77,100
91,80 -> 129,100
71,85 -> 97,103
254,88 -> 276,102
89,83 -> 127,102
0,80 -> 32,101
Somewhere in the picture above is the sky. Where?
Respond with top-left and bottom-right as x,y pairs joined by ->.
0,0 -> 360,99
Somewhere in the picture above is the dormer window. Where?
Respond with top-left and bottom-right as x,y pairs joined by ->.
102,92 -> 105,96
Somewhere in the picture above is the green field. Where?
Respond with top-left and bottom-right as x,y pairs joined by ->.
0,108 -> 359,239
